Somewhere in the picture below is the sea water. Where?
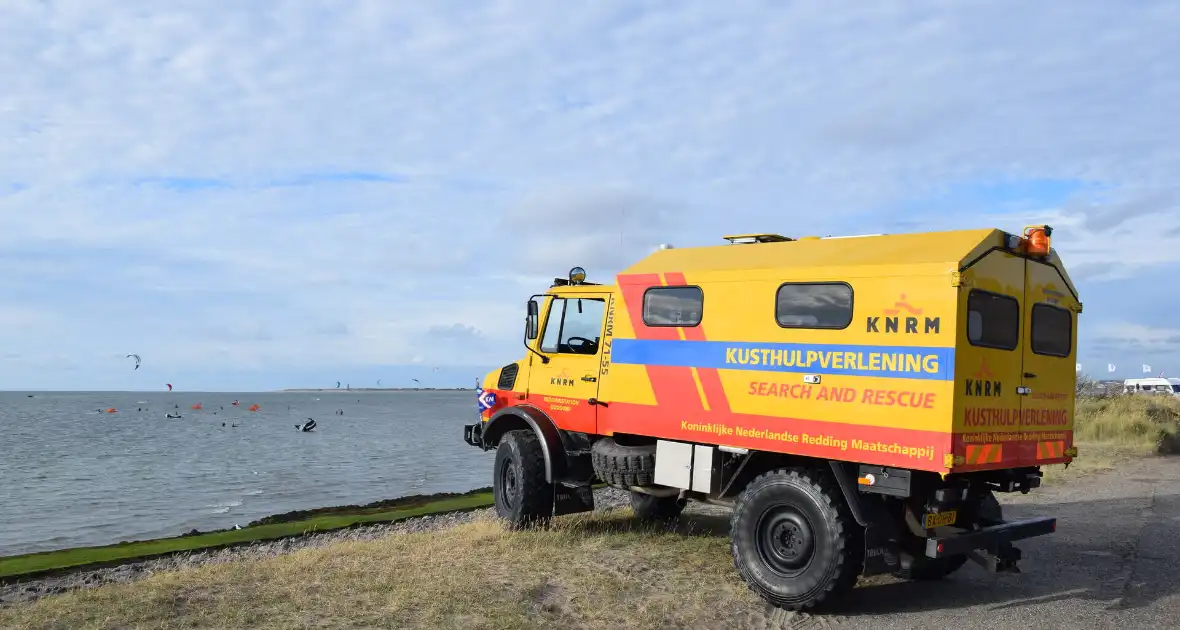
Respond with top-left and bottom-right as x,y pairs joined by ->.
0,390 -> 493,556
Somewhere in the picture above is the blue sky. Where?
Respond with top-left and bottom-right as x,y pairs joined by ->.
1,1 -> 1178,391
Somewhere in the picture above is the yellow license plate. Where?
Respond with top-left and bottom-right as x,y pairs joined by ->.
924,510 -> 957,529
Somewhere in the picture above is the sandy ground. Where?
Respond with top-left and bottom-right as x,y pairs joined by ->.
5,457 -> 1180,629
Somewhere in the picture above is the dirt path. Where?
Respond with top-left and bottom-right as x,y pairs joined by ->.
712,456 -> 1180,629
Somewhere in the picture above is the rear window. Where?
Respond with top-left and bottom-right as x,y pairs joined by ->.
775,283 -> 853,329
966,290 -> 1019,350
1031,303 -> 1072,357
643,286 -> 703,326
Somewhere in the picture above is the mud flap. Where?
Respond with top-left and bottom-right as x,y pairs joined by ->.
860,500 -> 903,577
553,482 -> 595,517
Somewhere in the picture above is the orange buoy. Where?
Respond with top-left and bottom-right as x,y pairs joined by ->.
191,403 -> 203,410
106,408 -> 117,413
248,404 -> 260,412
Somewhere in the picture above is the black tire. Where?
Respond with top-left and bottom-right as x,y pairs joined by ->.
630,491 -> 685,522
730,468 -> 863,611
493,430 -> 553,529
591,437 -> 656,487
894,490 -> 1001,581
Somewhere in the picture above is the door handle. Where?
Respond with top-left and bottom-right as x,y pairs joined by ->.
588,398 -> 608,407
1023,372 -> 1037,378
581,375 -> 597,382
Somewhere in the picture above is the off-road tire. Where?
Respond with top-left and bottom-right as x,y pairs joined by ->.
493,430 -> 553,529
630,491 -> 685,522
730,468 -> 863,611
894,490 -> 1002,581
591,438 -> 656,487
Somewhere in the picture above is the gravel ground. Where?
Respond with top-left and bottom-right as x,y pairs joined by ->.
0,487 -> 634,608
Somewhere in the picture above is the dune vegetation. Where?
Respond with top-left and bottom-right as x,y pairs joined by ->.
1042,391 -> 1180,481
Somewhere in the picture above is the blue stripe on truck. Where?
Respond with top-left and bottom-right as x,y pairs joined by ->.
610,338 -> 955,381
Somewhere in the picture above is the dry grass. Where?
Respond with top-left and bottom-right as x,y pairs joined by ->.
0,511 -> 765,630
1073,394 -> 1180,451
1041,393 -> 1180,483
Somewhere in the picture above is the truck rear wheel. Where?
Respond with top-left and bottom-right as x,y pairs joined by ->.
730,468 -> 862,611
493,430 -> 553,529
630,491 -> 685,522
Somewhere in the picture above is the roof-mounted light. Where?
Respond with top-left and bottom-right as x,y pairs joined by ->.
1003,232 -> 1023,251
1022,225 -> 1053,257
568,266 -> 587,284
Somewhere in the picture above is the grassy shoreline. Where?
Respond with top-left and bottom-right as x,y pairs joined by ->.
0,488 -> 495,581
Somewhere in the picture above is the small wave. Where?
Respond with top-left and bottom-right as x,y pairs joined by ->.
206,498 -> 244,514
245,489 -> 263,496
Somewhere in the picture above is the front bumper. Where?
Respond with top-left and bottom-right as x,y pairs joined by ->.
925,516 -> 1057,559
463,422 -> 484,448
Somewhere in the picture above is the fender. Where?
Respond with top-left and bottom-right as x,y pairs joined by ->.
482,405 -> 568,483
828,461 -> 868,527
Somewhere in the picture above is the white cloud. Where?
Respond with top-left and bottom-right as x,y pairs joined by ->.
1,0 -> 1178,387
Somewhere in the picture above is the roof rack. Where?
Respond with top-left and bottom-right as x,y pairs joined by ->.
722,233 -> 794,244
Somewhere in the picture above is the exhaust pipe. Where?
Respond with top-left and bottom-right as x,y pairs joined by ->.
628,485 -> 681,498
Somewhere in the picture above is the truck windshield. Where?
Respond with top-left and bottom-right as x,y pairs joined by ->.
540,297 -> 606,355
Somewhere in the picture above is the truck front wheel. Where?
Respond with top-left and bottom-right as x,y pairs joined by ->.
493,430 -> 553,529
730,468 -> 862,611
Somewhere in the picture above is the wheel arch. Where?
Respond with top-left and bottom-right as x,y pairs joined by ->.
482,405 -> 568,483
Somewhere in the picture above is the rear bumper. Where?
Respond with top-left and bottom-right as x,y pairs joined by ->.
925,516 -> 1057,558
463,422 -> 484,448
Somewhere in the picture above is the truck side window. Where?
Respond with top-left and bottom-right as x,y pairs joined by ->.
643,286 -> 703,326
966,290 -> 1019,350
540,297 -> 607,355
775,283 -> 853,329
1030,303 -> 1071,357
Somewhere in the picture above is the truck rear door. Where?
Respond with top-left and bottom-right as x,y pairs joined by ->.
956,250 -> 1026,471
1019,259 -> 1078,467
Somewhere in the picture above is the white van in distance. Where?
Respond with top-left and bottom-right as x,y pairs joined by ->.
1123,377 -> 1180,396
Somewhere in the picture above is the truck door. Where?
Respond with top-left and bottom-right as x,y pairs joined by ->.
1019,259 -> 1078,467
957,250 -> 1026,470
527,293 -> 610,434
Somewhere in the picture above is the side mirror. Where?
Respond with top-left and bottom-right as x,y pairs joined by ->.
526,300 -> 539,340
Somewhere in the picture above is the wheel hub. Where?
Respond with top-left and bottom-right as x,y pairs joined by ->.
500,460 -> 519,510
757,507 -> 815,576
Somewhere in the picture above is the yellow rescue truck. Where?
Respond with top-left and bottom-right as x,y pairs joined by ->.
464,225 -> 1078,610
